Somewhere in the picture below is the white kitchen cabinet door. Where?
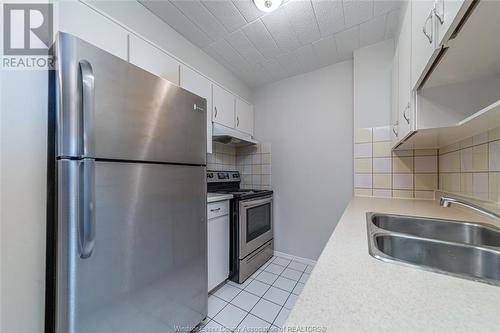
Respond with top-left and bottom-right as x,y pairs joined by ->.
57,1 -> 128,60
180,65 -> 213,153
208,214 -> 229,292
391,46 -> 399,145
235,98 -> 254,136
435,0 -> 470,46
213,85 -> 235,128
129,35 -> 180,85
411,0 -> 437,90
398,3 -> 413,139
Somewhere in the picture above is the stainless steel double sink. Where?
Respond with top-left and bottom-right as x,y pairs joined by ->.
367,213 -> 500,286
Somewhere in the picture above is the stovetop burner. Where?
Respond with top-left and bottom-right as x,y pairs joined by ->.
207,170 -> 273,200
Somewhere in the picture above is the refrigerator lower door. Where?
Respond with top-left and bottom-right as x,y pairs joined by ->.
57,160 -> 207,333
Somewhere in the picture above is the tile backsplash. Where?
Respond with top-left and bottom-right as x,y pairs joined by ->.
207,142 -> 272,190
439,126 -> 500,203
354,126 -> 438,199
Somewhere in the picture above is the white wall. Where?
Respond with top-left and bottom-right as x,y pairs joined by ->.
86,0 -> 253,102
354,39 -> 394,129
253,61 -> 354,260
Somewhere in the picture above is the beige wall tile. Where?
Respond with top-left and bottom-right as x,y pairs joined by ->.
261,153 -> 271,165
373,126 -> 390,142
473,132 -> 489,146
415,191 -> 434,200
460,173 -> 473,195
489,127 -> 500,142
393,174 -> 414,190
373,158 -> 391,173
414,149 -> 438,156
472,144 -> 488,172
354,158 -> 372,173
355,174 -> 372,188
354,143 -> 372,158
261,175 -> 271,186
355,188 -> 373,197
440,173 -> 460,193
460,148 -> 472,172
489,172 -> 500,202
439,142 -> 460,155
414,174 -> 438,190
414,156 -> 437,173
252,165 -> 262,174
392,150 -> 413,157
473,172 -> 489,200
373,141 -> 392,158
439,151 -> 460,173
355,128 -> 373,143
392,190 -> 414,198
393,156 -> 414,173
459,137 -> 473,149
489,140 -> 500,171
373,174 -> 391,189
373,189 -> 392,198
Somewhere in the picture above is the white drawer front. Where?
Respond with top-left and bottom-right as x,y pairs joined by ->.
208,200 -> 229,219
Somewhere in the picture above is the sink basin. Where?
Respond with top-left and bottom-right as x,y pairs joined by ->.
374,234 -> 500,284
367,213 -> 500,286
371,213 -> 500,248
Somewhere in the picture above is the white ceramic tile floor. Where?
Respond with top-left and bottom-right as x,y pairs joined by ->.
205,255 -> 315,332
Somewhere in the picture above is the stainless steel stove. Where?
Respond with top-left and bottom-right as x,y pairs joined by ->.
207,171 -> 273,283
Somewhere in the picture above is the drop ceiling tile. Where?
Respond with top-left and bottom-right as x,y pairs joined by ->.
373,0 -> 401,16
140,1 -> 213,48
360,14 -> 387,47
335,25 -> 359,59
311,0 -> 345,37
261,8 -> 301,53
261,59 -> 289,80
283,0 -> 321,45
243,20 -> 281,59
201,1 -> 247,32
294,44 -> 319,73
232,0 -> 265,22
385,9 -> 400,38
312,34 -> 339,67
227,30 -> 267,64
343,0 -> 374,27
210,39 -> 253,72
171,0 -> 228,40
276,52 -> 302,77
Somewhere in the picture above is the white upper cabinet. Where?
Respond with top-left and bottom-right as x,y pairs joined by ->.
129,35 -> 180,85
180,65 -> 213,153
212,85 -> 235,128
57,1 -> 128,60
391,46 -> 399,145
397,3 -> 413,140
411,0 -> 438,90
235,99 -> 254,136
434,0 -> 470,46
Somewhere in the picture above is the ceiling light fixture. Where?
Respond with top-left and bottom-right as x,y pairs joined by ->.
253,0 -> 283,13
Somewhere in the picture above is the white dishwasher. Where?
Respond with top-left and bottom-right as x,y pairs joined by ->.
207,197 -> 230,292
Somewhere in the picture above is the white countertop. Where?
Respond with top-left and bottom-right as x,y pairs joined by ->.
286,196 -> 500,332
207,193 -> 233,203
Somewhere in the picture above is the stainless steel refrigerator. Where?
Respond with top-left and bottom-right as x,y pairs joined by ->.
46,32 -> 207,333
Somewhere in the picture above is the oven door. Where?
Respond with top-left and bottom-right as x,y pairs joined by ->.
239,196 -> 273,259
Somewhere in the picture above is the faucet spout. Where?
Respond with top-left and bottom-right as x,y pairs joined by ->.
440,196 -> 500,220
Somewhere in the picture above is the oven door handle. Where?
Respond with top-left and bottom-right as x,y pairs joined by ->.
241,197 -> 273,209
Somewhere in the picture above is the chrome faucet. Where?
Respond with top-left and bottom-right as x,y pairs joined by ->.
440,196 -> 500,220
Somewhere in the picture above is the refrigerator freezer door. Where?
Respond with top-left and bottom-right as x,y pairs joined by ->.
55,32 -> 206,165
57,160 -> 207,333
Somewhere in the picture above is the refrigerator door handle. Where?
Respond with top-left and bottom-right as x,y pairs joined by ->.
79,60 -> 95,158
79,158 -> 96,258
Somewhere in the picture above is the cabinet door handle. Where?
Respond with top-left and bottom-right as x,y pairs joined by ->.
393,123 -> 399,137
422,10 -> 433,44
210,208 -> 221,212
214,106 -> 218,118
236,116 -> 239,127
434,0 -> 444,24
403,105 -> 410,124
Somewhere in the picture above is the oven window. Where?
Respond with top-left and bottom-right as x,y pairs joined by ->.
246,203 -> 271,242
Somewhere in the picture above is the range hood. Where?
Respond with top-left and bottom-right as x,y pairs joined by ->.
212,123 -> 259,146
